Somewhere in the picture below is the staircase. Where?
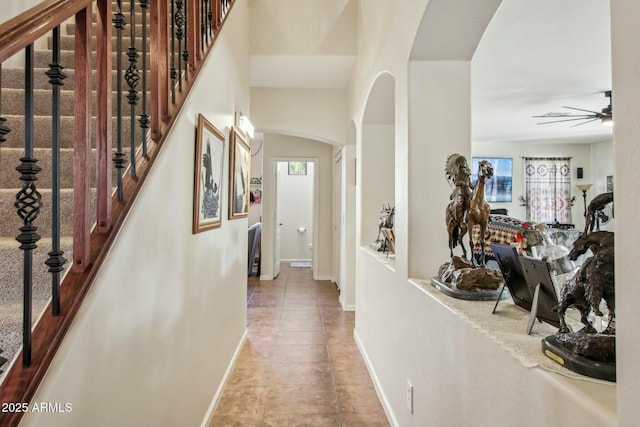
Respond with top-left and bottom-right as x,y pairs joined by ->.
0,2 -> 146,376
0,3 -> 232,422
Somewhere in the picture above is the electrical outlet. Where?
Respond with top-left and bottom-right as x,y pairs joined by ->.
406,380 -> 413,414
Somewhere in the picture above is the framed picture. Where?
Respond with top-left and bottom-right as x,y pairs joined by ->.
193,114 -> 225,233
229,127 -> 251,219
471,157 -> 513,202
288,161 -> 307,175
606,175 -> 613,192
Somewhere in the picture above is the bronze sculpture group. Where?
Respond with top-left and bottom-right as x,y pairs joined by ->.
440,155 -> 503,294
445,154 -> 493,267
555,230 -> 615,334
376,204 -> 395,254
554,192 -> 615,335
442,155 -> 616,378
544,192 -> 615,379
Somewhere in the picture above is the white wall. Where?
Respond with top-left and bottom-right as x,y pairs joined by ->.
611,3 -> 640,425
20,3 -> 251,426
591,140 -> 614,195
3,0 -> 43,23
249,0 -> 356,55
277,161 -> 314,261
407,60 -> 472,279
261,134 -> 333,281
251,87 -> 348,145
360,124 -> 395,247
356,253 -> 615,427
473,140 -> 597,231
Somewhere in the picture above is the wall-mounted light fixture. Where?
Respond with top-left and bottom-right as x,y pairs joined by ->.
237,112 -> 255,138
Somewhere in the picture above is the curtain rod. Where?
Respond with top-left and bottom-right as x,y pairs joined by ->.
522,156 -> 572,160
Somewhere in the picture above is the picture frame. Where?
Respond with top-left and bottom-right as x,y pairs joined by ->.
288,161 -> 307,175
471,157 -> 513,202
229,127 -> 251,219
193,114 -> 225,233
606,175 -> 613,192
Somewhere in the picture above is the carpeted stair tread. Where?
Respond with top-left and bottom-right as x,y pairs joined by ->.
67,21 -> 150,38
0,188 -> 98,237
1,114 -> 136,149
33,50 -> 152,69
1,67 -> 151,91
0,237 -> 73,374
2,87 -> 153,117
50,34 -> 151,52
0,147 -> 123,188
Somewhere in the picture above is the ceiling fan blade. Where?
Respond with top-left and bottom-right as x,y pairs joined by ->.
533,114 -> 594,119
561,106 -> 601,115
536,117 -> 600,125
570,117 -> 600,127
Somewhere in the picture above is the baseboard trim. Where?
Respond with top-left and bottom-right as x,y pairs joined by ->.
314,275 -> 332,280
354,330 -> 399,427
201,329 -> 248,427
340,302 -> 356,312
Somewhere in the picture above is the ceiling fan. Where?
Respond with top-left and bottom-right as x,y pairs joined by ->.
533,91 -> 613,126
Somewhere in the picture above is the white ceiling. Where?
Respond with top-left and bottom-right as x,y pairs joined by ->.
249,0 -> 612,145
472,0 -> 612,145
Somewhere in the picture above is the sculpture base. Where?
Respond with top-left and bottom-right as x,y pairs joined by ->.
542,334 -> 616,382
431,277 -> 508,301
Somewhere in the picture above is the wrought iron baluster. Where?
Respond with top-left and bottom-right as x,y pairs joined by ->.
208,0 -> 213,38
113,0 -> 127,199
126,0 -> 140,177
201,0 -> 206,51
182,0 -> 189,82
172,0 -> 184,92
0,65 -> 11,144
15,44 -> 41,367
170,0 -> 177,104
44,27 -> 67,316
139,0 -> 150,156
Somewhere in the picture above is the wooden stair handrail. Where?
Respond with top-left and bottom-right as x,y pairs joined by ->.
0,0 -> 93,63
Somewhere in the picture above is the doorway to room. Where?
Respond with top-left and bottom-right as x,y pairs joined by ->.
274,160 -> 316,277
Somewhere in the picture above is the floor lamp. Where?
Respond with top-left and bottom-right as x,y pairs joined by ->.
576,184 -> 592,217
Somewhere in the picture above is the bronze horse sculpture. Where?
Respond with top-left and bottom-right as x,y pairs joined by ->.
467,160 -> 493,267
554,231 -> 615,333
445,154 -> 472,259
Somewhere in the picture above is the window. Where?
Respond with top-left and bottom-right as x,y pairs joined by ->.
288,161 -> 307,175
523,157 -> 572,223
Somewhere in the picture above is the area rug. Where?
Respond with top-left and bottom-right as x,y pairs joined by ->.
290,261 -> 312,268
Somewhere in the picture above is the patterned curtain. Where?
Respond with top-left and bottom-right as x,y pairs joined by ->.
524,157 -> 572,223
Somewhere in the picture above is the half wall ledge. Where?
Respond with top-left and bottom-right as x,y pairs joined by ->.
361,245 -> 396,271
408,278 -> 616,422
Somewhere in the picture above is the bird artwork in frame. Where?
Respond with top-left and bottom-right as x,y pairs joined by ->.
229,126 -> 251,219
193,113 -> 225,233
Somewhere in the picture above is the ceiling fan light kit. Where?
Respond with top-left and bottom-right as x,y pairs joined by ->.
534,91 -> 613,127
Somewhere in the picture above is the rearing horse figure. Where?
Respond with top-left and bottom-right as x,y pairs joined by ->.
466,160 -> 493,267
445,154 -> 473,259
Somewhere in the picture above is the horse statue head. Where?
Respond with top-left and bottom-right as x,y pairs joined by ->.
476,160 -> 494,182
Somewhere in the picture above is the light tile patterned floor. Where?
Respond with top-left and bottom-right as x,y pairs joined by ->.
210,263 -> 389,427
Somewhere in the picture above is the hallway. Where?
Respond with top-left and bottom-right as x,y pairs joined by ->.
210,263 -> 389,427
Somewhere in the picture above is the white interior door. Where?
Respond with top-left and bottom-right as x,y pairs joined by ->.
273,163 -> 281,279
